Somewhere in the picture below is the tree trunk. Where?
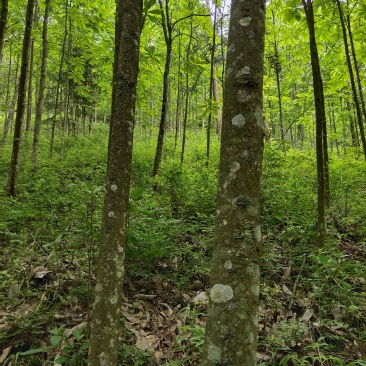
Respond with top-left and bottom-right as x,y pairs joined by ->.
1,51 -> 18,147
174,32 -> 182,150
336,0 -> 366,160
202,1 -> 266,365
206,2 -> 217,166
6,0 -> 35,197
87,1 -> 143,365
345,1 -> 366,138
50,0 -> 69,157
272,10 -> 285,151
0,0 -> 8,72
180,19 -> 193,166
302,0 -> 327,246
32,0 -> 50,165
151,0 -> 172,181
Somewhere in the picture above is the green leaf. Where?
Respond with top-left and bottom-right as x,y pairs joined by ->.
17,346 -> 52,356
130,187 -> 145,200
72,329 -> 83,340
50,335 -> 63,346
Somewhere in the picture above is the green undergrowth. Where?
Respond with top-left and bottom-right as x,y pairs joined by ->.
0,125 -> 365,365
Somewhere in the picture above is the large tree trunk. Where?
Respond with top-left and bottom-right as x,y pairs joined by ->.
32,0 -> 50,165
202,1 -> 266,365
302,0 -> 327,246
6,0 -> 35,197
87,1 -> 143,365
336,0 -> 366,160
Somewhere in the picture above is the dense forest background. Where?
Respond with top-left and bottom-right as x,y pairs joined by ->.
0,0 -> 365,365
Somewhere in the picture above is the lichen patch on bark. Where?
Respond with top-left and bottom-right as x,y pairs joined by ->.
239,16 -> 252,26
232,114 -> 246,127
210,284 -> 234,303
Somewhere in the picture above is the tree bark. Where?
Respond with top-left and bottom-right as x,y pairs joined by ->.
151,0 -> 172,182
202,1 -> 266,364
180,18 -> 193,165
87,1 -> 143,365
50,0 -> 69,157
1,51 -> 18,148
345,1 -> 366,141
0,0 -> 8,72
6,0 -> 35,197
32,0 -> 50,165
336,0 -> 366,160
206,2 -> 217,167
302,0 -> 327,246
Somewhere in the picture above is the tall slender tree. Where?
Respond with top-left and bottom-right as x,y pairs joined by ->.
6,0 -> 35,197
0,0 -> 8,72
32,0 -> 50,166
87,1 -> 143,365
336,0 -> 366,160
202,1 -> 266,364
302,0 -> 328,246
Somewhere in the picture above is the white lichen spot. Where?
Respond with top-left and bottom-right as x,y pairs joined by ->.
110,294 -> 118,305
108,211 -> 115,218
117,243 -> 124,253
227,250 -> 232,254
111,184 -> 117,192
239,16 -> 251,26
98,352 -> 106,366
227,44 -> 235,53
251,284 -> 260,296
223,220 -> 228,226
230,161 -> 240,174
95,283 -> 103,293
210,284 -> 234,303
255,225 -> 261,242
236,66 -> 251,77
117,270 -> 123,278
207,344 -> 222,362
237,89 -> 251,102
133,39 -> 138,46
232,114 -> 246,127
224,260 -> 233,270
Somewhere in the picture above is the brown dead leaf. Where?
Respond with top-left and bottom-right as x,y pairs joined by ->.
282,265 -> 291,281
300,308 -> 314,322
0,346 -> 12,363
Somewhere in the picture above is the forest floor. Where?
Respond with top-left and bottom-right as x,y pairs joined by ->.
1,127 -> 365,365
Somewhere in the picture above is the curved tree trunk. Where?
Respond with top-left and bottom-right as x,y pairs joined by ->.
202,1 -> 266,364
6,0 -> 35,197
32,0 -> 50,165
87,1 -> 143,365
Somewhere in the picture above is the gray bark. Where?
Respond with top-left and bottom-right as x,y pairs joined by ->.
202,1 -> 266,365
87,1 -> 143,365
